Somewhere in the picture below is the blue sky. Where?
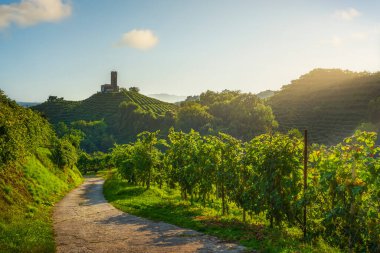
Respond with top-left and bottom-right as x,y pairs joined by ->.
0,0 -> 379,102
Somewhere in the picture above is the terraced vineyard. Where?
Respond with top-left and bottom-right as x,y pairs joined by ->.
32,90 -> 177,149
269,69 -> 380,144
33,90 -> 177,125
123,91 -> 176,114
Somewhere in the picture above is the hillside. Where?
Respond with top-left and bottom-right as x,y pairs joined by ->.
269,69 -> 380,144
256,90 -> 275,99
34,90 -> 177,124
33,90 -> 177,151
0,90 -> 82,252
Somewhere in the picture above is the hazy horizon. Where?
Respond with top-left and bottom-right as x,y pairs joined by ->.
1,0 -> 380,102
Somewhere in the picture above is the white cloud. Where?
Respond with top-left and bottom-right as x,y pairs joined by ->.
115,29 -> 158,50
333,8 -> 361,21
0,0 -> 71,29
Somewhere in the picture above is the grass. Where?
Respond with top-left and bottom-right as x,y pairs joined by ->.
103,172 -> 340,253
0,148 -> 82,253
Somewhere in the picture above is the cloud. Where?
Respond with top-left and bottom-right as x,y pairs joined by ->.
0,0 -> 71,29
115,29 -> 158,50
333,8 -> 361,21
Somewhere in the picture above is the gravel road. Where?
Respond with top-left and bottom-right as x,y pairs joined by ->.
53,177 -> 246,253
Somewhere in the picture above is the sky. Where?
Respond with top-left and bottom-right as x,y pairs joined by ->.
0,0 -> 380,102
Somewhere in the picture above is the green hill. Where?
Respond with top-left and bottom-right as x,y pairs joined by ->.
269,69 -> 380,144
256,90 -> 275,99
34,90 -> 177,124
33,90 -> 177,151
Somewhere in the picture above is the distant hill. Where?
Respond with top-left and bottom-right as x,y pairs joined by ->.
269,68 -> 380,144
256,90 -> 275,99
17,101 -> 41,107
34,90 -> 176,124
33,90 -> 177,151
148,93 -> 187,103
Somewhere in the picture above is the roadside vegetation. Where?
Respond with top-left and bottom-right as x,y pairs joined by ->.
104,173 -> 338,252
0,90 -> 83,252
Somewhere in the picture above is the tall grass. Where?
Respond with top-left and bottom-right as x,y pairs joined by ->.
0,148 -> 82,253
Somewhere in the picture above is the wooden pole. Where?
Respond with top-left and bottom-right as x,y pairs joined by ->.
303,129 -> 308,239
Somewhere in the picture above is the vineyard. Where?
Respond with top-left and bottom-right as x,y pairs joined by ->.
33,90 -> 177,125
106,129 -> 380,252
269,69 -> 380,145
32,90 -> 178,150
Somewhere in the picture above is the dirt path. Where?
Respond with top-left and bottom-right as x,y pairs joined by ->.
53,177 -> 246,253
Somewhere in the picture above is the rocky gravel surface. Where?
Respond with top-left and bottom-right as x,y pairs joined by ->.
53,177 -> 247,253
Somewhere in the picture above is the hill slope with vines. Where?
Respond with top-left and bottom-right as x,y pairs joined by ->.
33,90 -> 177,151
34,90 -> 177,124
269,69 -> 380,144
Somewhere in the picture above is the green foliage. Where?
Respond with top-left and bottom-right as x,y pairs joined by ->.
0,148 -> 82,252
111,144 -> 135,181
368,96 -> 380,123
77,151 -> 111,174
71,120 -> 115,152
107,129 -> 379,252
269,69 -> 380,144
52,138 -> 78,169
131,131 -> 163,189
0,90 -> 83,252
111,131 -> 164,189
104,173 -> 339,253
33,90 -> 177,150
308,131 -> 380,252
177,90 -> 278,140
176,103 -> 213,134
245,133 -> 303,227
165,129 -> 203,200
129,87 -> 140,93
0,90 -> 54,168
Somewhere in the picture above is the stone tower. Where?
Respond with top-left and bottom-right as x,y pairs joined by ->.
111,71 -> 117,87
101,71 -> 120,93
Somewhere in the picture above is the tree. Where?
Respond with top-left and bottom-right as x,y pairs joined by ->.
51,138 -> 78,169
129,87 -> 140,93
176,102 -> 213,134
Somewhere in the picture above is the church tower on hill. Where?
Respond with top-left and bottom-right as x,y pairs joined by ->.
101,71 -> 120,93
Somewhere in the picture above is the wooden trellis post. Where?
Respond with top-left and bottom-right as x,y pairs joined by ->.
303,129 -> 308,239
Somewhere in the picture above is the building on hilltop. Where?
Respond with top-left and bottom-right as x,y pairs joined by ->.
101,71 -> 120,93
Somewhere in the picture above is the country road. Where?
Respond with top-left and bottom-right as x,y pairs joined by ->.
53,177 -> 246,253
